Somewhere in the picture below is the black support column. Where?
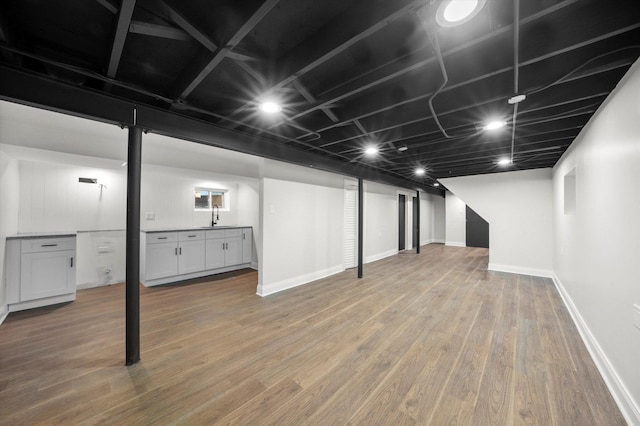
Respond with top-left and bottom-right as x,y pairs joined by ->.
357,178 -> 364,279
125,126 -> 142,366
416,190 -> 421,254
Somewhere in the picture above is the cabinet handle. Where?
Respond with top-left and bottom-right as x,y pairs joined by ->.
70,257 -> 74,267
243,234 -> 245,240
188,234 -> 197,238
179,247 -> 182,255
158,237 -> 168,240
41,243 -> 58,247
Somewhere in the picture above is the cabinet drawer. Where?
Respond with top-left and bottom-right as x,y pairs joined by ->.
21,238 -> 76,254
206,229 -> 225,240
146,232 -> 178,244
224,229 -> 242,238
178,230 -> 205,241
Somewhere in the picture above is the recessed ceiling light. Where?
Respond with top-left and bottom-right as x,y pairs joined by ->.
258,101 -> 282,114
365,146 -> 378,155
497,158 -> 512,166
415,167 -> 426,176
484,120 -> 507,131
433,182 -> 440,187
397,145 -> 408,152
435,0 -> 487,28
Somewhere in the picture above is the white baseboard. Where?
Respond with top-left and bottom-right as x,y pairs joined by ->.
0,304 -> 8,325
365,249 -> 398,264
445,241 -> 465,247
488,263 -> 553,278
257,265 -> 344,297
421,239 -> 445,245
552,274 -> 640,426
250,261 -> 259,270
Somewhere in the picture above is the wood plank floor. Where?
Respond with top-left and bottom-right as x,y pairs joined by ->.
0,244 -> 625,425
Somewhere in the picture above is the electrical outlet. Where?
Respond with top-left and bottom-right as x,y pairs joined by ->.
634,304 -> 640,332
145,212 -> 155,220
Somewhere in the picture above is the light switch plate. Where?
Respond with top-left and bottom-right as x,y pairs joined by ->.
634,304 -> 640,332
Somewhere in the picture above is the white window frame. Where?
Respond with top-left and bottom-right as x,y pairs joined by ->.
194,187 -> 229,211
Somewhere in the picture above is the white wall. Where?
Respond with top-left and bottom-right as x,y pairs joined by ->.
237,181 -> 260,267
419,193 -> 434,245
364,182 -> 399,263
0,150 -> 19,312
18,158 -> 126,233
140,164 -> 248,230
433,194 -> 446,243
444,191 -> 466,247
441,169 -> 554,276
258,177 -> 344,296
552,60 -> 640,424
1,145 -> 261,289
419,192 -> 445,245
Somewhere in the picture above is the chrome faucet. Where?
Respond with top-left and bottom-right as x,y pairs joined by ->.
211,204 -> 219,227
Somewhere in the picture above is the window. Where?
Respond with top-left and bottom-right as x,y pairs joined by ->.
195,187 -> 228,211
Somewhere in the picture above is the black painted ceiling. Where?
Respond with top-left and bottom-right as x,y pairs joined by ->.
0,0 -> 638,189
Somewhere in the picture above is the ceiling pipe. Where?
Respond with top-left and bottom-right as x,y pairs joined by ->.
510,0 -> 521,163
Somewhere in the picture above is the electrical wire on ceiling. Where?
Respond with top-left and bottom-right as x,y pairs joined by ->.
526,46 -> 640,96
510,0 -> 521,164
422,8 -> 484,141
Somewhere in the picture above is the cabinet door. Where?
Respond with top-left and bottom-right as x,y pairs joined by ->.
205,238 -> 225,270
242,229 -> 252,264
178,240 -> 205,274
225,236 -> 243,267
21,250 -> 75,301
146,242 -> 178,280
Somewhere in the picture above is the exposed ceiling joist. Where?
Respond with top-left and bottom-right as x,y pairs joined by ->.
294,29 -> 638,140
175,0 -> 279,100
106,0 -> 136,78
275,0 -> 635,130
94,0 -> 118,15
128,20 -> 191,41
292,79 -> 339,123
158,0 -> 255,63
234,60 -> 267,86
221,0 -> 426,124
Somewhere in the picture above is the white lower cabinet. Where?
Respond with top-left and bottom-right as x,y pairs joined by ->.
205,237 -> 225,270
146,240 -> 179,280
21,250 -> 75,300
178,238 -> 205,274
205,229 -> 242,269
141,227 -> 252,286
5,235 -> 77,312
242,228 -> 252,264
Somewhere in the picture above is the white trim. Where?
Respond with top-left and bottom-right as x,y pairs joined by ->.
77,279 -> 124,290
142,263 -> 252,287
257,265 -> 344,297
8,293 -> 76,312
0,304 -> 8,325
488,263 -> 553,278
250,261 -> 258,270
552,274 -> 640,426
421,239 -> 445,246
365,248 -> 397,264
445,241 -> 466,247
